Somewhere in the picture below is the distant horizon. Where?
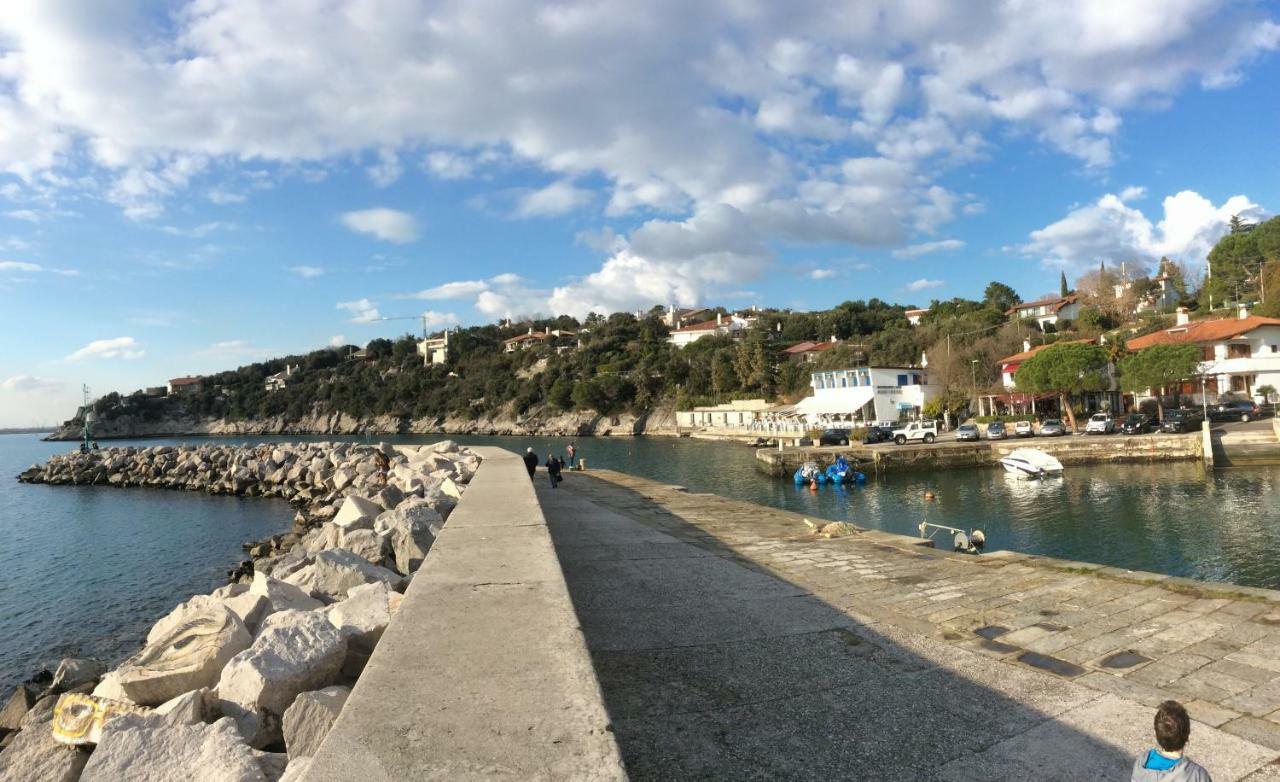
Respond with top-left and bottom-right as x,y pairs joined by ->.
2,1 -> 1278,426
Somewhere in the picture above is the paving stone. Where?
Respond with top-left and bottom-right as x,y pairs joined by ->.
1183,698 -> 1243,728
1017,651 -> 1086,679
1099,650 -> 1153,670
1225,716 -> 1280,751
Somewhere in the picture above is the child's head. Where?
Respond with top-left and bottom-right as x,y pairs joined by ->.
1154,700 -> 1191,753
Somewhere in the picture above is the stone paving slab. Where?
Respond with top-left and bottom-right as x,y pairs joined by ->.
552,468 -> 1280,780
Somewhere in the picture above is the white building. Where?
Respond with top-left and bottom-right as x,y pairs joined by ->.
167,377 -> 202,396
1007,294 -> 1081,330
1126,306 -> 1280,404
264,365 -> 297,392
675,399 -> 773,429
667,314 -> 749,347
417,331 -> 450,365
905,308 -> 929,326
796,366 -> 938,425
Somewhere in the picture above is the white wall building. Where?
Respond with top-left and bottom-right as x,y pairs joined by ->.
668,314 -> 749,347
797,366 -> 938,425
1126,308 -> 1280,404
1007,295 -> 1081,331
417,331 -> 450,365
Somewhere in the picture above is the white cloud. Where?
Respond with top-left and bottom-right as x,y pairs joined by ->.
289,265 -> 325,278
420,311 -> 457,328
892,239 -> 965,258
159,221 -> 231,238
200,340 -> 275,361
424,151 -> 474,180
0,260 -> 79,277
340,209 -> 419,243
405,280 -> 490,300
514,181 -> 593,218
1020,189 -> 1266,271
5,209 -> 40,222
1,374 -> 63,393
1118,185 -> 1147,202
328,334 -> 346,347
809,268 -> 837,280
65,337 -> 144,361
905,278 -> 945,292
337,298 -> 382,323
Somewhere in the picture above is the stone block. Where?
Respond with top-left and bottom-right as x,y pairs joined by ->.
284,549 -> 401,602
332,495 -> 380,532
80,715 -> 266,781
118,604 -> 252,706
250,571 -> 324,614
282,685 -> 350,759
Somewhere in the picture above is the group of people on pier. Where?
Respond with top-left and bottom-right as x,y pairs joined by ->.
522,441 -> 578,488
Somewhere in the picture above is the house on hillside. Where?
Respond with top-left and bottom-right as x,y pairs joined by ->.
167,377 -> 202,396
1007,294 -> 1080,330
667,314 -> 749,347
781,338 -> 840,364
265,365 -> 297,392
502,327 -> 580,353
1125,306 -> 1280,405
905,308 -> 929,326
417,331 -> 450,366
663,305 -> 710,329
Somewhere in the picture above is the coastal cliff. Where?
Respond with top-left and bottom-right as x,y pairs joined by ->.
46,403 -> 679,442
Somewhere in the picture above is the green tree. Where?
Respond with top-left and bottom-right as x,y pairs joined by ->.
983,281 -> 1022,313
1060,270 -> 1069,298
1256,384 -> 1277,405
1014,342 -> 1110,432
1116,344 -> 1199,418
1203,232 -> 1261,309
1229,214 -> 1255,234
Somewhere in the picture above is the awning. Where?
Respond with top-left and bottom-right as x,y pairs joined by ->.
794,387 -> 876,417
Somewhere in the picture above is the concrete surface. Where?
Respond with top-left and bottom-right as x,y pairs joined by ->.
303,448 -> 625,782
552,469 -> 1280,780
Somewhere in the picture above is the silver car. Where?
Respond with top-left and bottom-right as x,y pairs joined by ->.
1039,418 -> 1066,436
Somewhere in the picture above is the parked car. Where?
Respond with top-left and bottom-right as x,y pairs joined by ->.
1120,413 -> 1159,435
956,423 -> 980,442
1085,413 -> 1115,434
1013,420 -> 1034,438
1160,408 -> 1204,433
1209,400 -> 1261,423
818,429 -> 850,446
986,420 -> 1007,440
892,420 -> 938,445
863,425 -> 894,444
1039,418 -> 1066,437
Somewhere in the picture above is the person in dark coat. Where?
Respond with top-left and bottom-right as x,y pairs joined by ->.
522,447 -> 539,479
545,452 -> 562,488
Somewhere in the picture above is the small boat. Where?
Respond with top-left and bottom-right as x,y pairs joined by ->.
998,448 -> 1064,479
793,461 -> 822,485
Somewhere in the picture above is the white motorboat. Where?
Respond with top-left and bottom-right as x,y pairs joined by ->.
998,448 -> 1064,478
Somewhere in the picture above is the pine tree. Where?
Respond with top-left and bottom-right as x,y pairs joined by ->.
1230,214 -> 1254,235
1059,270 -> 1069,298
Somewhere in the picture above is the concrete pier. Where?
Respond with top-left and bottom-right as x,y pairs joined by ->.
546,468 -> 1280,780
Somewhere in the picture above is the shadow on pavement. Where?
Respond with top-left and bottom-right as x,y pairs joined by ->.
537,473 -> 1144,781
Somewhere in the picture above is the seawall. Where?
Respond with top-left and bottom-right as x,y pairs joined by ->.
753,432 -> 1204,477
303,447 -> 625,781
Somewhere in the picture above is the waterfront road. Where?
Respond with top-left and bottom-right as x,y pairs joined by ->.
540,469 -> 1280,780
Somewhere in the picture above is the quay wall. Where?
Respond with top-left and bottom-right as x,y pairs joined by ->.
304,447 -> 626,781
754,433 -> 1204,477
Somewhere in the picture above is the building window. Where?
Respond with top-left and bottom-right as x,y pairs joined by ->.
897,374 -> 908,386
1227,343 -> 1251,359
1202,346 -> 1215,361
1231,375 -> 1249,392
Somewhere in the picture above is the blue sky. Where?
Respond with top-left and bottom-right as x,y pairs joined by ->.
1,1 -> 1278,426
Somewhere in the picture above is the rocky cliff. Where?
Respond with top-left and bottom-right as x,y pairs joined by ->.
46,403 -> 680,442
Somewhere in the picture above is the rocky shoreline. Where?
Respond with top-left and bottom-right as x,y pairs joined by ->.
3,439 -> 479,781
43,404 -> 680,442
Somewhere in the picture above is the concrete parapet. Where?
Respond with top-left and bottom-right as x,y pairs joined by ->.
303,447 -> 625,781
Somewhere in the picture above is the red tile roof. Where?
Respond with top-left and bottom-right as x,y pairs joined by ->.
1007,294 -> 1078,315
168,377 -> 201,385
503,332 -> 546,344
1126,316 -> 1280,350
782,341 -> 838,354
997,339 -> 1096,367
672,320 -> 724,333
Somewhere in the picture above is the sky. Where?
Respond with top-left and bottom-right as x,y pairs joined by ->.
1,0 -> 1279,426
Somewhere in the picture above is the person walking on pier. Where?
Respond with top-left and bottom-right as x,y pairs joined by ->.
545,452 -> 563,488
523,447 -> 539,479
566,441 -> 577,469
1131,701 -> 1211,781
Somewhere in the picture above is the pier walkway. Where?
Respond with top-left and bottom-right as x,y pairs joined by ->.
543,469 -> 1280,780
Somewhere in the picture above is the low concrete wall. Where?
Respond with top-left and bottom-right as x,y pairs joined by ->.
755,432 -> 1204,477
304,447 -> 625,781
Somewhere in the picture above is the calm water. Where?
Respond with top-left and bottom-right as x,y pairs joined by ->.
4,430 -> 1280,693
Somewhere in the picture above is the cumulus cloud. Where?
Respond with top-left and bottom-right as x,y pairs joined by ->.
905,278 -> 945,292
289,265 -> 325,278
0,260 -> 79,276
892,239 -> 965,258
340,208 -> 419,243
404,280 -> 490,300
65,337 -> 144,361
337,298 -> 382,323
420,311 -> 458,328
328,334 -> 346,347
1,374 -> 63,393
514,180 -> 594,218
810,268 -> 837,280
1019,189 -> 1266,271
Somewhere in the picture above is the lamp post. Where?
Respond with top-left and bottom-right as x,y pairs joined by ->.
970,359 -> 979,417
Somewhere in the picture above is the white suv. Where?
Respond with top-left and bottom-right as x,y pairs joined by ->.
892,421 -> 938,445
1085,413 -> 1115,434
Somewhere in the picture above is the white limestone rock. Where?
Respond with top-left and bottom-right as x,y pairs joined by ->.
438,476 -> 463,499
217,610 -> 347,748
153,687 -> 216,727
252,750 -> 288,782
376,499 -> 443,574
92,671 -> 131,702
80,715 -> 267,782
331,495 -> 380,533
279,757 -> 311,782
373,483 -> 404,511
224,591 -> 272,634
337,528 -> 391,566
117,604 -> 252,706
250,571 -> 323,614
325,582 -> 392,653
51,657 -> 106,692
0,714 -> 89,781
282,685 -> 350,759
284,549 -> 401,602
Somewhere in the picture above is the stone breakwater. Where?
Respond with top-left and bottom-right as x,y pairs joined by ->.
2,440 -> 479,782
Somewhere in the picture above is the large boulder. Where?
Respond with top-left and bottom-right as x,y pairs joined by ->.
250,571 -> 323,614
372,483 -> 403,511
279,757 -> 311,782
376,499 -> 443,574
324,582 -> 394,677
50,657 -> 106,692
337,528 -> 391,566
0,682 -> 37,732
331,495 -> 379,533
92,671 -> 131,702
0,715 -> 89,781
217,610 -> 347,748
117,604 -> 252,706
281,685 -> 350,759
80,715 -> 267,781
284,549 -> 401,602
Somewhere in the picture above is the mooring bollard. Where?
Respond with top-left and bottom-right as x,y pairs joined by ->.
578,458 -> 587,471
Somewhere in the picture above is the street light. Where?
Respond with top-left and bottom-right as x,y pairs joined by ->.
970,359 -> 979,416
